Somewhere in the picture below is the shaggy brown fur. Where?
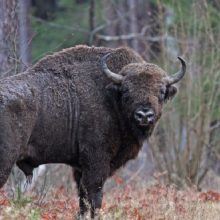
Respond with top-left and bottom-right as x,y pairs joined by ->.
0,45 -> 182,218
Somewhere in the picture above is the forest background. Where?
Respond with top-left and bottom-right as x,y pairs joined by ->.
0,0 -> 220,219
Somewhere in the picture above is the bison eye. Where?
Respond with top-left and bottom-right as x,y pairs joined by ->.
159,89 -> 166,102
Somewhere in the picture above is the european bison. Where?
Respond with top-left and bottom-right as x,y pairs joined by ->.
0,45 -> 186,217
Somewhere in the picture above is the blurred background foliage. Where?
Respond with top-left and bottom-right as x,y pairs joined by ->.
0,0 -> 220,193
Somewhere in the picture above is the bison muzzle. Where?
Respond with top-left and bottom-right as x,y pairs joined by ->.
0,45 -> 186,218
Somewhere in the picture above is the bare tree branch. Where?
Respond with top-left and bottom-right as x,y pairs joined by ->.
96,31 -> 166,43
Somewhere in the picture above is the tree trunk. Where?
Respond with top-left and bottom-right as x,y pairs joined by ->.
89,0 -> 95,32
128,0 -> 138,50
18,0 -> 31,71
0,0 -> 19,77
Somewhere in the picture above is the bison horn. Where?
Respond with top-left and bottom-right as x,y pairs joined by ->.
167,57 -> 186,85
101,53 -> 124,84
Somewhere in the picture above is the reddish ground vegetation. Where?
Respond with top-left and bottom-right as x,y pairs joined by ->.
1,181 -> 220,219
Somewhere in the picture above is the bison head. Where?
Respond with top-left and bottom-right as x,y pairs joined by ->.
101,53 -> 186,139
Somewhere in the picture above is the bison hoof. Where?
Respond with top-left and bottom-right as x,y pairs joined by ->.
76,211 -> 100,220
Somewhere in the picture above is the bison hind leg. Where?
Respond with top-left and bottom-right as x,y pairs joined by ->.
0,151 -> 19,188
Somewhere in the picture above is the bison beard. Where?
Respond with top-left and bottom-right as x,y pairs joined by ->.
0,45 -> 186,218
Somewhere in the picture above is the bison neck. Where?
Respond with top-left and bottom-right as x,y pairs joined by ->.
109,100 -> 151,175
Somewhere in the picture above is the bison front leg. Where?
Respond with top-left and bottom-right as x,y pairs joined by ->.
80,171 -> 105,218
78,154 -> 110,218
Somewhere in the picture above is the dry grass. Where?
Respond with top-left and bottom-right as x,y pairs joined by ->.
1,180 -> 220,220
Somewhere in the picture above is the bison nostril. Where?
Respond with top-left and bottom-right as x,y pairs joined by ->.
146,112 -> 155,123
134,112 -> 144,121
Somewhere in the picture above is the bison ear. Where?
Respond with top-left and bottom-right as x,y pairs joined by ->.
165,85 -> 177,100
106,83 -> 122,102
